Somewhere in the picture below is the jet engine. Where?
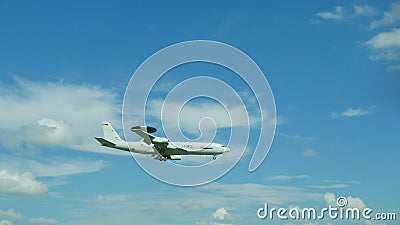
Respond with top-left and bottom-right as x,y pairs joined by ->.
152,137 -> 169,144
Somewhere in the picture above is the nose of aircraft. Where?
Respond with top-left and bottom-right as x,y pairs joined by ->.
222,147 -> 230,153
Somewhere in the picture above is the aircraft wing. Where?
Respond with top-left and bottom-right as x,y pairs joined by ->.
131,125 -> 186,159
151,141 -> 187,159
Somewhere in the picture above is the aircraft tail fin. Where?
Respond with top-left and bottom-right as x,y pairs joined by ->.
101,121 -> 124,143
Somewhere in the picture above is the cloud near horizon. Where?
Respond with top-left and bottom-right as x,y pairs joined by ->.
0,169 -> 47,195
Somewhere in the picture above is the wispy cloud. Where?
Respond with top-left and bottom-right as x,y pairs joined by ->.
323,180 -> 360,184
315,6 -> 345,20
267,174 -> 311,181
0,220 -> 13,225
308,184 -> 349,189
179,199 -> 203,211
277,132 -> 315,141
0,209 -> 57,225
0,153 -> 105,178
0,209 -> 21,220
27,218 -> 57,224
331,106 -> 375,118
353,5 -> 379,17
303,149 -> 317,157
314,5 -> 378,21
370,2 -> 400,29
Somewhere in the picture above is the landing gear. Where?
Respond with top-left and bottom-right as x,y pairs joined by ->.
213,155 -> 217,160
155,155 -> 168,161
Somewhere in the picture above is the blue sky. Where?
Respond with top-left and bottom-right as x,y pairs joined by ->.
0,1 -> 399,225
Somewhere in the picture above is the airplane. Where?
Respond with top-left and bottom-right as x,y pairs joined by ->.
95,121 -> 230,161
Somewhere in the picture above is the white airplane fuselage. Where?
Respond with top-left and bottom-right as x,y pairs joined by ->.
95,122 -> 229,160
113,141 -> 228,156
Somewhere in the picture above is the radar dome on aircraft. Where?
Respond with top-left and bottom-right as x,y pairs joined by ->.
131,125 -> 157,133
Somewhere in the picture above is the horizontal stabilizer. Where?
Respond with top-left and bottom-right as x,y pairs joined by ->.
95,137 -> 116,147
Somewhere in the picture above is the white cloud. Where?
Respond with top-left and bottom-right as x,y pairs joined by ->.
315,6 -> 344,20
332,106 -> 375,118
364,28 -> 400,49
324,192 -> 336,206
362,3 -> 400,70
0,209 -> 21,220
27,218 -> 57,224
267,174 -> 311,180
0,169 -> 47,195
314,4 -> 399,70
212,208 -> 229,220
303,149 -> 317,157
363,28 -> 400,70
197,207 -> 239,225
324,192 -> 366,209
0,220 -> 13,225
342,108 -> 369,117
0,118 -> 80,150
347,196 -> 367,209
0,77 -> 122,154
370,2 -> 400,29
